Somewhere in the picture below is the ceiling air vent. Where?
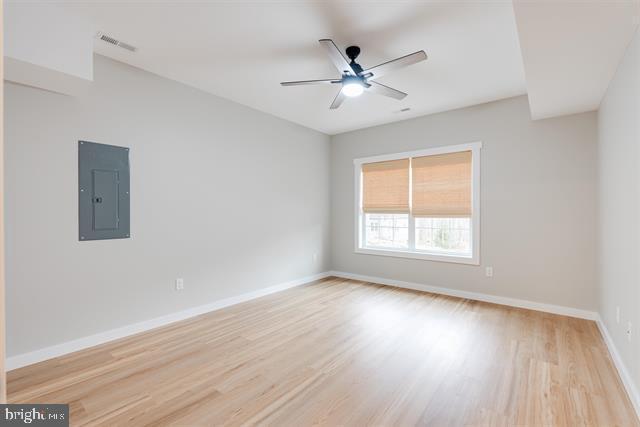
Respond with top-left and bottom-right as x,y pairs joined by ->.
96,32 -> 137,52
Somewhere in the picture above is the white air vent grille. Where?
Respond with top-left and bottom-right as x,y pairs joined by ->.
96,32 -> 137,52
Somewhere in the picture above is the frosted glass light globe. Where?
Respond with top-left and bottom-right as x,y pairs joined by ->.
342,82 -> 364,97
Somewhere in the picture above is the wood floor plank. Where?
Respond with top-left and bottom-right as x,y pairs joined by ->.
7,277 -> 639,426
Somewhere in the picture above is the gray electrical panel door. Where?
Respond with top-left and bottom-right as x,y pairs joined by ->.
79,141 -> 130,241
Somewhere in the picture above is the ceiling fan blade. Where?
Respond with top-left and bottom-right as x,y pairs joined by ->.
319,39 -> 355,75
330,90 -> 347,109
362,50 -> 427,79
281,79 -> 341,86
366,81 -> 407,100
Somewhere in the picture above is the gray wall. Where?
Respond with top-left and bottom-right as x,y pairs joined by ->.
4,55 -> 331,357
598,29 -> 640,397
3,56 -> 605,361
331,96 -> 598,310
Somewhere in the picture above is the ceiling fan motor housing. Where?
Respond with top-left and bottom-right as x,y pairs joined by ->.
345,46 -> 364,74
345,45 -> 361,61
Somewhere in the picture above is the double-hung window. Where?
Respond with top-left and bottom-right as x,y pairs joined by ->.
354,142 -> 481,264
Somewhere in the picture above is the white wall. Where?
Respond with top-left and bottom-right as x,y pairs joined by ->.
4,55 -> 331,357
3,4 -> 94,95
331,96 -> 598,310
598,28 -> 640,404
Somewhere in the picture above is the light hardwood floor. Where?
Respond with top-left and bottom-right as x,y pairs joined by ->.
7,277 -> 639,426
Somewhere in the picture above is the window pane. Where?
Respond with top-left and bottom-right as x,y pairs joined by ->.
365,213 -> 409,249
415,217 -> 471,255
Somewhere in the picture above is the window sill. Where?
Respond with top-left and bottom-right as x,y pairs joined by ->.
355,247 -> 479,265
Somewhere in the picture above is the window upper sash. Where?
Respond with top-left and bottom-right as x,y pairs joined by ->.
411,150 -> 472,217
360,150 -> 472,217
361,158 -> 410,213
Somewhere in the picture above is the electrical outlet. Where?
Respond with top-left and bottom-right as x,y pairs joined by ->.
485,267 -> 493,277
313,253 -> 318,263
627,322 -> 632,342
175,278 -> 184,291
616,306 -> 621,324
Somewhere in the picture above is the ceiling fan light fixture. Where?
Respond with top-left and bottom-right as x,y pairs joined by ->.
280,39 -> 427,108
342,80 -> 364,97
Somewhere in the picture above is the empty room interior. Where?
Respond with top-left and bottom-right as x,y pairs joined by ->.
1,0 -> 640,425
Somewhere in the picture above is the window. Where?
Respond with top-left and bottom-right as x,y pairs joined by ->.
415,217 -> 471,254
365,213 -> 408,249
354,142 -> 481,264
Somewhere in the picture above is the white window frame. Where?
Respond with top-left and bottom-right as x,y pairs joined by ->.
354,142 -> 481,265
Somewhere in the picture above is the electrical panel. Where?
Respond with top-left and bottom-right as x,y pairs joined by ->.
78,141 -> 130,241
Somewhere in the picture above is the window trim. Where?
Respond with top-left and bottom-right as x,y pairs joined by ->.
353,142 -> 481,265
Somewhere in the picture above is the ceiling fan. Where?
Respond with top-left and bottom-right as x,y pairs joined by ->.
281,39 -> 427,109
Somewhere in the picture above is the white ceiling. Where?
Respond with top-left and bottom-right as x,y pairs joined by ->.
8,1 -> 638,134
514,0 -> 640,120
53,0 -> 527,135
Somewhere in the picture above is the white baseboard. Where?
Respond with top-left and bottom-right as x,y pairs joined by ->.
329,271 -> 598,320
6,271 -> 331,371
596,316 -> 640,419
